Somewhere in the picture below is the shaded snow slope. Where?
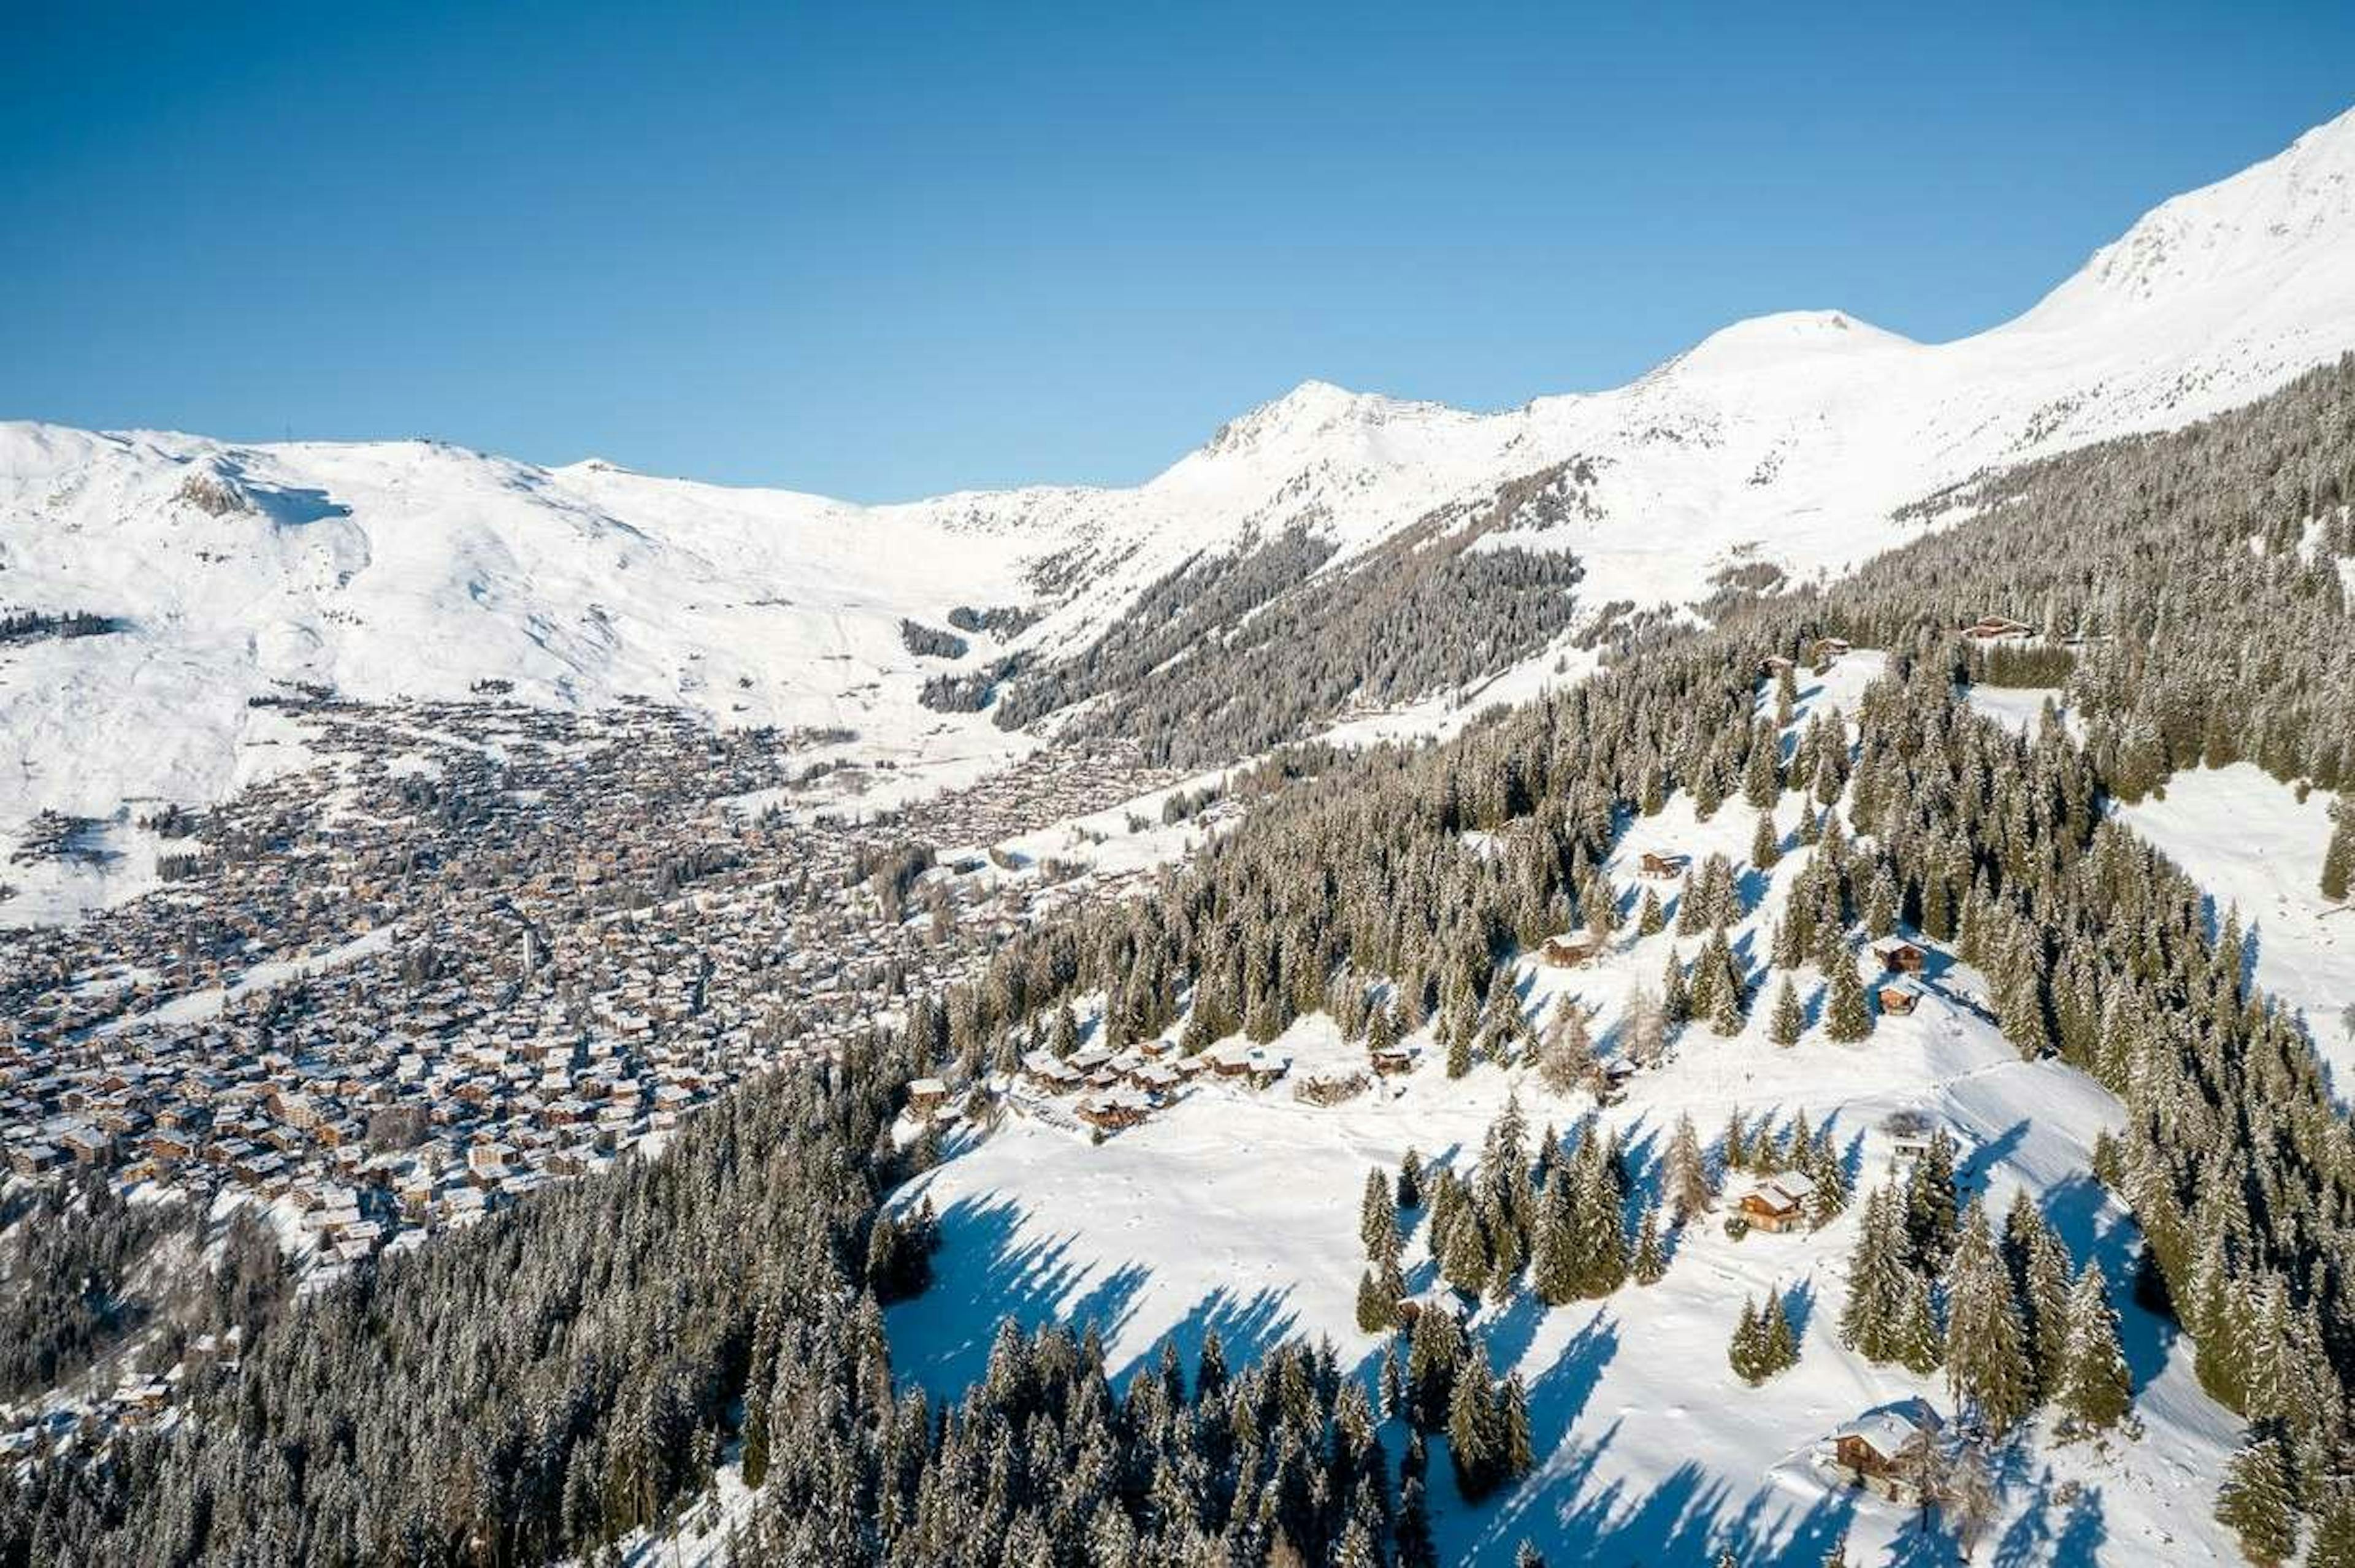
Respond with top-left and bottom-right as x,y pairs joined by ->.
7,105 -> 2355,878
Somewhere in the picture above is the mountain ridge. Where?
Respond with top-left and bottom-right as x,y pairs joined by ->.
4,104 -> 2355,913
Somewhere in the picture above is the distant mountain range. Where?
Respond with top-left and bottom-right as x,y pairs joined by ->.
4,106 -> 2354,850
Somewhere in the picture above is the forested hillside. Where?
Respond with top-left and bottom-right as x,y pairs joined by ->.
4,362 -> 2354,1566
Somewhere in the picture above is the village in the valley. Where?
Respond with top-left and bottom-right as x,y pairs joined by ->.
0,687 -> 1208,1440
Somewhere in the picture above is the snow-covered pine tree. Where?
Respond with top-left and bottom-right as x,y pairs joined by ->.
2216,1424 -> 2299,1568
1632,1201 -> 1668,1285
1361,1168 -> 1400,1266
1769,974 -> 1804,1046
2322,800 -> 2353,903
1945,1198 -> 2037,1434
2056,1261 -> 2132,1433
1665,1112 -> 1715,1222
1823,952 -> 1874,1042
1728,1296 -> 1764,1385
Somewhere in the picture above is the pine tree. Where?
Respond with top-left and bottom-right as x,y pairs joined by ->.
1758,1288 -> 1799,1379
2004,1191 -> 2072,1399
1750,809 -> 1782,870
1398,1147 -> 1425,1210
1446,1020 -> 1474,1080
1637,885 -> 1666,936
1769,975 -> 1804,1047
2216,1425 -> 2299,1567
1661,947 -> 1690,1028
1361,1167 -> 1400,1265
1823,953 -> 1874,1042
1537,996 -> 1595,1095
1945,1198 -> 2036,1434
1664,1112 -> 1715,1221
1904,1130 -> 1960,1268
1729,1296 -> 1764,1385
1498,1371 -> 1535,1483
1448,1336 -> 1503,1499
1893,1268 -> 1945,1375
1532,1166 -> 1580,1307
2323,801 -> 2353,904
1356,1264 -> 1405,1334
1631,1201 -> 1668,1285
1441,1203 -> 1492,1299
2056,1261 -> 2132,1432
1839,1187 -> 1908,1362
2308,1479 -> 2355,1568
1721,1109 -> 1750,1174
1405,1306 -> 1461,1431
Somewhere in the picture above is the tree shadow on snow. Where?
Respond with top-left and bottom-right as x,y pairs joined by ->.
2039,1172 -> 2173,1389
1477,1448 -> 1860,1568
881,1191 -> 1150,1399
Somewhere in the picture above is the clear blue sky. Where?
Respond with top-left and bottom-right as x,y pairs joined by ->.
2,2 -> 2349,502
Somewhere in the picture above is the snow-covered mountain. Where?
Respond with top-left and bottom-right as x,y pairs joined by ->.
5,105 -> 2355,866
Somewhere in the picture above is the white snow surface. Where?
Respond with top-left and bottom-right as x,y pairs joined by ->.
8,107 -> 2355,886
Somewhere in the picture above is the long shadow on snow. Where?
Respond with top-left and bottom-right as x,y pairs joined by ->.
882,1191 -> 1150,1399
1477,1445 -> 1859,1568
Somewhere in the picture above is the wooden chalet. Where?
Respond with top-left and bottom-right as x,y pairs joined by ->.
1962,614 -> 2035,643
1736,1172 -> 1817,1234
1542,933 -> 1604,968
1076,1088 -> 1153,1131
1871,939 -> 1927,975
1637,851 -> 1690,881
1875,978 -> 1923,1017
905,1076 -> 949,1114
1826,1403 -> 1943,1504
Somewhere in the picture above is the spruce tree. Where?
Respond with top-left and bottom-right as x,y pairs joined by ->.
1729,1296 -> 1764,1385
2216,1425 -> 2299,1567
1532,1168 -> 1580,1307
1750,809 -> 1782,870
1632,1201 -> 1668,1285
1945,1198 -> 2036,1434
1447,1336 -> 1503,1500
1665,1112 -> 1715,1220
1824,953 -> 1874,1042
1661,947 -> 1690,1028
1441,1204 -> 1493,1299
2056,1261 -> 2132,1432
1769,975 -> 1804,1047
1637,885 -> 1666,936
2323,801 -> 2353,904
1758,1288 -> 1799,1379
1361,1168 -> 1400,1266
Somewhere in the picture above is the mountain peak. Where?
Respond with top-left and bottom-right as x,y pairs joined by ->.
2026,104 -> 2355,324
1658,309 -> 1916,381
1197,379 -> 1406,459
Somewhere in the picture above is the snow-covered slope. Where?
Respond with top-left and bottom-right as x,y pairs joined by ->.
6,106 -> 2355,868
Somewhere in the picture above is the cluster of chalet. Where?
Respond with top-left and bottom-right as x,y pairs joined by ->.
1017,1034 -> 1293,1131
1,694 -> 1179,1272
1871,937 -> 1928,1015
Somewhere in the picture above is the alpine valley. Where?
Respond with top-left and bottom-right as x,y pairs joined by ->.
4,104 -> 2355,1568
